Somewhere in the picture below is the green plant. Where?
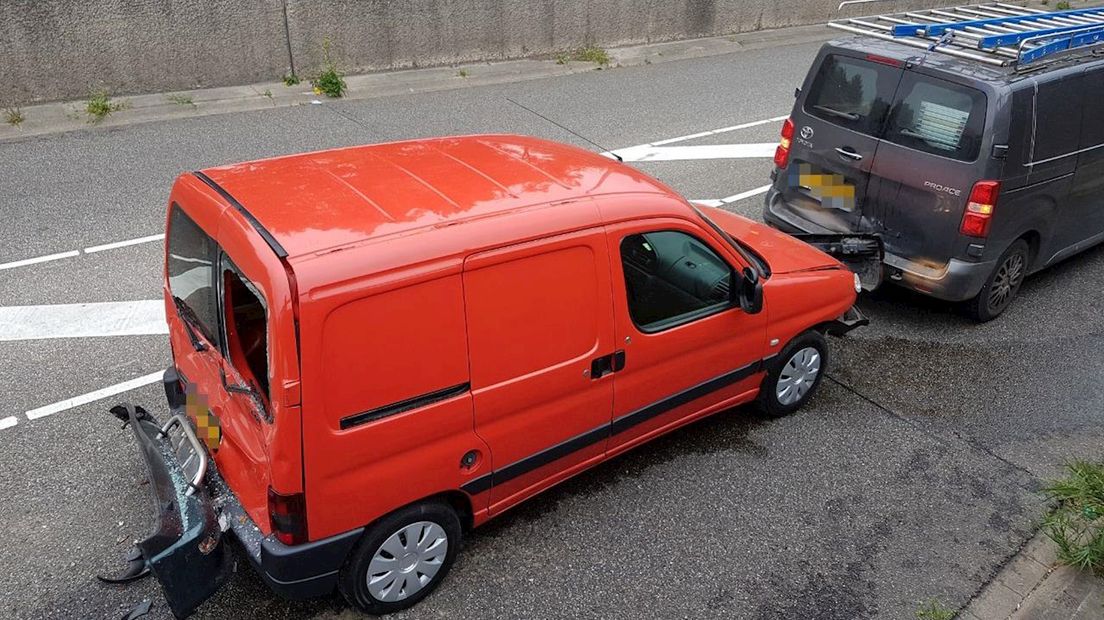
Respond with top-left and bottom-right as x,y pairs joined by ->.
4,106 -> 24,127
165,94 -> 195,108
555,52 -> 569,65
572,45 -> 611,66
1056,0 -> 1071,9
311,38 -> 347,98
457,68 -> 470,78
85,89 -> 127,123
915,599 -> 955,620
1043,461 -> 1104,574
283,73 -> 301,86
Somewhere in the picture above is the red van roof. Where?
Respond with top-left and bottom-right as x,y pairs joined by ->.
200,135 -> 674,258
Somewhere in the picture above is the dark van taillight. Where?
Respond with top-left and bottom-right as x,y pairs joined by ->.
774,118 -> 795,169
268,487 -> 308,545
960,180 -> 1000,238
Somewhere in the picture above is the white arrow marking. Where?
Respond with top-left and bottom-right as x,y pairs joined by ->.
611,143 -> 777,162
26,371 -> 165,420
0,300 -> 167,342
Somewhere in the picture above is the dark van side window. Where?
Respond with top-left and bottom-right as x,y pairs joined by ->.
804,54 -> 898,137
167,205 -> 220,348
884,73 -> 987,161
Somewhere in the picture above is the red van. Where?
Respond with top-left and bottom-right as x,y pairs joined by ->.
114,135 -> 871,617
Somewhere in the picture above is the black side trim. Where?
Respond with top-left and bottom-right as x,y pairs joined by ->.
192,171 -> 289,258
340,383 -> 470,430
610,360 -> 762,435
460,359 -> 764,496
460,474 -> 492,495
491,424 -> 610,488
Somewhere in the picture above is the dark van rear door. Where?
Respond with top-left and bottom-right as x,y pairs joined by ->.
783,52 -> 903,233
866,70 -> 991,262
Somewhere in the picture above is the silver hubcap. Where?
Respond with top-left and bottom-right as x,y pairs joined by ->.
367,521 -> 448,602
988,252 -> 1025,312
776,347 -> 821,406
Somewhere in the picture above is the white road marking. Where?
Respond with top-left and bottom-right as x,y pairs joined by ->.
85,234 -> 164,254
0,250 -> 81,271
0,416 -> 17,431
26,371 -> 165,421
692,184 -> 774,207
614,143 -> 777,162
0,300 -> 167,342
718,184 -> 774,204
603,114 -> 787,159
0,233 -> 164,271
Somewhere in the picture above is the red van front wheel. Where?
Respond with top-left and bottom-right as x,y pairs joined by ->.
756,331 -> 828,418
338,501 -> 462,615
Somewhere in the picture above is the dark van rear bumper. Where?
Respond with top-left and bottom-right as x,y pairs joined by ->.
763,188 -> 994,302
114,368 -> 362,617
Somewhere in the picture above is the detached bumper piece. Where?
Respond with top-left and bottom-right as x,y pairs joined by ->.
826,305 -> 869,337
111,402 -> 230,619
793,233 -> 885,291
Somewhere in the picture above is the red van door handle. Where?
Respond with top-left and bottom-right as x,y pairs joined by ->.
590,350 -> 626,379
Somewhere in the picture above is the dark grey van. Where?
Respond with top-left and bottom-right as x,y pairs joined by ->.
764,35 -> 1104,320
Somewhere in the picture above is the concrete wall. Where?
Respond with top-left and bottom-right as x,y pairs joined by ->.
0,0 -> 973,105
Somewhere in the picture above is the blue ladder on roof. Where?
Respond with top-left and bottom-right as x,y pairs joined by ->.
829,3 -> 1104,67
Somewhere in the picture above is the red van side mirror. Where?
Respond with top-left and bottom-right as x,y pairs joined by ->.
738,267 -> 764,315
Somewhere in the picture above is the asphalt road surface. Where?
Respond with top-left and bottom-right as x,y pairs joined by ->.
2,32 -> 1102,620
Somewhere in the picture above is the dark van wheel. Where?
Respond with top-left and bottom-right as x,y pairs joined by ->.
967,239 -> 1029,323
338,501 -> 462,615
756,331 -> 828,418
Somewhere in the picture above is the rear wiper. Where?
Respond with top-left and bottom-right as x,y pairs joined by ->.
171,296 -> 207,352
814,105 -> 860,121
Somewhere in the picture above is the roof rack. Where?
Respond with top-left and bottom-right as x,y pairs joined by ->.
830,3 -> 1104,68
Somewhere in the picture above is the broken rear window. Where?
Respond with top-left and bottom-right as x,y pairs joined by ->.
167,205 -> 220,347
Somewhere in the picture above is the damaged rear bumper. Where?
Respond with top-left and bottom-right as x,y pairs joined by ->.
113,401 -> 230,618
114,368 -> 361,617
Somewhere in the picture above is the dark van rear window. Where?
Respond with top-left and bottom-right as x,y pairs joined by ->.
884,73 -> 987,161
804,54 -> 899,136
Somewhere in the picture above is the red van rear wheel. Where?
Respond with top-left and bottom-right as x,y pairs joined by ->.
338,501 -> 462,615
756,331 -> 828,418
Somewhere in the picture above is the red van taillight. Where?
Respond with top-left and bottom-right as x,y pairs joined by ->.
268,487 -> 308,545
960,180 -> 1000,238
774,118 -> 795,169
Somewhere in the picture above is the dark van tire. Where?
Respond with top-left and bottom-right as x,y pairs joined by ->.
756,330 -> 828,418
338,501 -> 462,615
966,239 -> 1029,323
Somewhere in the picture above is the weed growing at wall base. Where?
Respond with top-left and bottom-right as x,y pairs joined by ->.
1043,460 -> 1104,574
573,45 -> 611,66
85,90 -> 127,123
311,38 -> 346,98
